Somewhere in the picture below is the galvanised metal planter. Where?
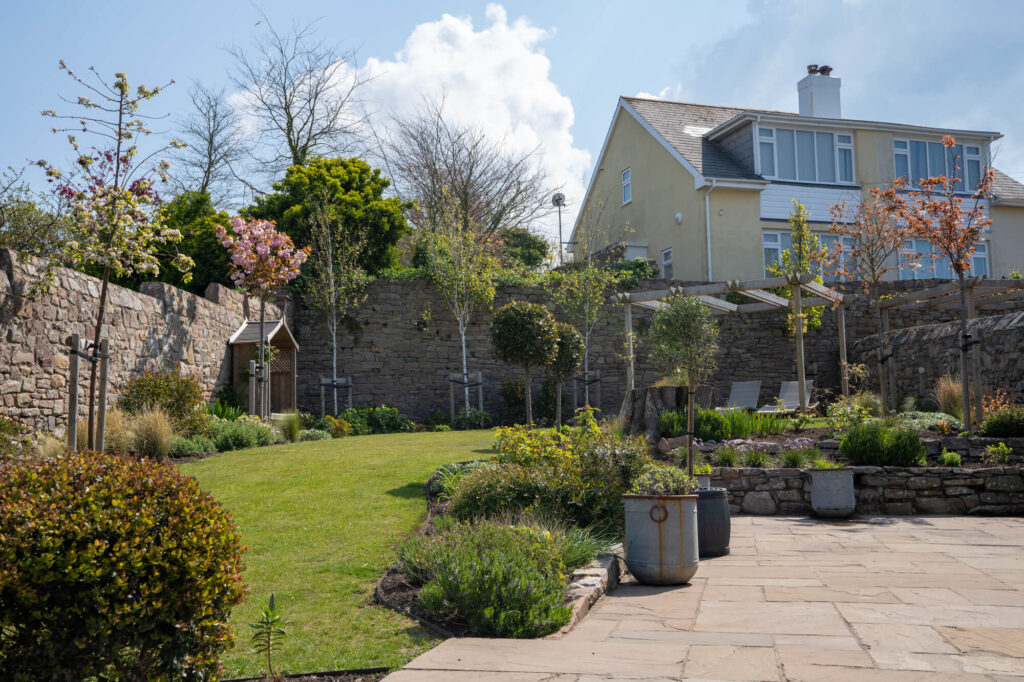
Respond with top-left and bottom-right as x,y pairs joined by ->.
697,487 -> 730,558
623,494 -> 699,585
809,467 -> 856,518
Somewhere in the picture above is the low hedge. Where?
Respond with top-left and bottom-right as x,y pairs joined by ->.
982,407 -> 1024,438
840,422 -> 926,466
0,451 -> 246,679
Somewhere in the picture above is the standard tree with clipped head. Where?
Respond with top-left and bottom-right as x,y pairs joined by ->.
648,295 -> 719,475
548,322 -> 584,427
490,301 -> 558,426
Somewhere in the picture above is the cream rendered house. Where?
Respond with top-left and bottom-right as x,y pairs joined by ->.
570,66 -> 1024,282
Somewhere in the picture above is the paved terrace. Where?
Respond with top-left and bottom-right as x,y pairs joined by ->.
386,516 -> 1024,681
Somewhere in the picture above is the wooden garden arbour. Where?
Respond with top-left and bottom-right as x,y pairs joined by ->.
876,277 -> 1024,424
615,274 -> 848,411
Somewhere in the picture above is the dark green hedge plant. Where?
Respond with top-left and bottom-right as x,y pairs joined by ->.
839,422 -> 926,466
118,369 -> 206,436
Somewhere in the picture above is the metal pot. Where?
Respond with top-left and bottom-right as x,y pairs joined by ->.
809,468 -> 855,518
623,494 -> 699,585
697,487 -> 731,557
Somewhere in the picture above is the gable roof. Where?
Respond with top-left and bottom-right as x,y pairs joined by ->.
229,319 -> 299,349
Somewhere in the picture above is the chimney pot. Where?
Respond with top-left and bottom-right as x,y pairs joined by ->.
819,65 -> 833,76
807,64 -> 819,74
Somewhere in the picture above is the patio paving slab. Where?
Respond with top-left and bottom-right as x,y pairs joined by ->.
385,516 -> 1024,681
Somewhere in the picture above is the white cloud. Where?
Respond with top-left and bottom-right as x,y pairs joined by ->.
357,3 -> 591,245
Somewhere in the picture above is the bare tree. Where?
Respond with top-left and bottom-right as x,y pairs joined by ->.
171,83 -> 245,205
228,18 -> 369,179
380,98 -> 551,239
0,167 -> 68,257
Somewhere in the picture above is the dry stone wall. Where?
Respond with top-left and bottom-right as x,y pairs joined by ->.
293,277 -> 984,421
710,465 -> 1024,516
851,311 -> 1024,404
0,249 -> 264,433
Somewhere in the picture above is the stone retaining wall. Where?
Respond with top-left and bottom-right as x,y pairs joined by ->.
0,249 -> 268,433
710,465 -> 1024,516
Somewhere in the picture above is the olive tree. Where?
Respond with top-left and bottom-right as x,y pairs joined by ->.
648,296 -> 719,475
548,322 -> 584,427
490,301 -> 558,426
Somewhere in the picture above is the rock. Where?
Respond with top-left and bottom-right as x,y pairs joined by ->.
741,491 -> 777,515
914,497 -> 967,514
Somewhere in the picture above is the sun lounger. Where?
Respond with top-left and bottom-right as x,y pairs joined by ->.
756,380 -> 814,414
715,380 -> 761,412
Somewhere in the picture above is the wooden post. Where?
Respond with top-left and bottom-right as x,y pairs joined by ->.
625,304 -> 635,392
249,359 -> 257,415
95,338 -> 109,453
792,282 -> 808,412
67,334 -> 80,451
320,376 -> 326,418
837,304 -> 849,397
966,285 -> 984,425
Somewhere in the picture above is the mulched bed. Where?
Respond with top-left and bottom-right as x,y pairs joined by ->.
229,668 -> 386,682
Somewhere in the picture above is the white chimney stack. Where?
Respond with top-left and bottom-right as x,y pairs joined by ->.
797,64 -> 841,118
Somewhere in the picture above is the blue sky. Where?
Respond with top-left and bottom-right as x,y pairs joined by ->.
3,0 -> 1023,238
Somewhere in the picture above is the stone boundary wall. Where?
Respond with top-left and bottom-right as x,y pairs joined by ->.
711,465 -> 1024,516
0,249 -> 270,433
293,278 -> 981,421
851,311 -> 1024,405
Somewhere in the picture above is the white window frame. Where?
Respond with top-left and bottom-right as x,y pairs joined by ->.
898,239 -> 989,279
758,127 -> 856,186
661,247 -> 673,280
893,138 -> 986,192
621,168 -> 632,205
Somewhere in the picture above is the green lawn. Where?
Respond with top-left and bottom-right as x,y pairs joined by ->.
179,429 -> 496,677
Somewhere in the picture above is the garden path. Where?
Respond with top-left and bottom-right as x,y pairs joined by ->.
385,515 -> 1024,681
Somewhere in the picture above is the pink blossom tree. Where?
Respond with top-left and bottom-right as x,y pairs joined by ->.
216,217 -> 308,418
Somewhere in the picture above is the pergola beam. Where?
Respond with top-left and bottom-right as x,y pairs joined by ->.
697,295 -> 738,313
741,288 -> 790,308
934,287 -> 1024,310
612,273 -> 818,303
879,277 -> 985,309
801,279 -> 845,303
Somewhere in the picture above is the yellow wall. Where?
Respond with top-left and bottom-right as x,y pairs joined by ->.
709,188 -> 763,280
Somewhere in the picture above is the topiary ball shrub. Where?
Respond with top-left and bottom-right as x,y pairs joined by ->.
981,406 -> 1024,438
839,422 -> 926,466
0,450 -> 246,679
209,420 -> 274,452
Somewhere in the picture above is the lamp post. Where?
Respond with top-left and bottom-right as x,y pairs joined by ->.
552,192 -> 566,264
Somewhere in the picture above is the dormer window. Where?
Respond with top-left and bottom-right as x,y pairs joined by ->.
621,168 -> 632,205
894,139 -> 982,191
758,127 -> 855,185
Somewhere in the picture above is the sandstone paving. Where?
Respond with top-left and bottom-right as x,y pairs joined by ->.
386,517 -> 1024,681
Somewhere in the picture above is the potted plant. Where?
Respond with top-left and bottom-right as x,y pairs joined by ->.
808,458 -> 855,518
623,464 -> 700,585
693,463 -> 730,558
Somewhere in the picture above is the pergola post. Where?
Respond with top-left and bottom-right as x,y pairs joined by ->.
625,303 -> 635,393
966,284 -> 984,425
838,304 -> 849,397
792,280 -> 808,412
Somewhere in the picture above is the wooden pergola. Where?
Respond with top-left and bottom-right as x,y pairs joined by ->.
877,277 -> 1024,423
614,274 -> 848,411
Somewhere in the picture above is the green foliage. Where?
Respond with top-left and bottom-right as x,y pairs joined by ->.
155,191 -> 233,294
398,520 -> 572,638
545,265 -> 615,365
0,170 -> 67,259
766,201 -> 826,333
452,408 -> 495,431
279,412 -> 303,443
214,384 -> 246,410
250,594 -> 287,678
897,411 -> 962,433
169,434 -> 216,458
648,296 -> 719,387
743,450 -> 774,468
549,322 -> 584,382
451,429 -> 650,528
118,369 -> 206,437
426,461 -> 491,501
499,227 -> 550,270
246,157 -> 409,274
339,405 -> 414,435
132,408 -> 175,461
714,447 -> 740,467
983,442 -> 1012,465
718,409 -> 787,438
299,428 -> 333,441
210,420 -> 275,452
628,463 -> 698,495
609,257 -> 658,289
658,408 -> 730,442
0,450 -> 245,680
312,415 -> 353,438
839,422 -> 926,466
693,462 -> 713,475
208,397 -> 244,421
850,391 -> 884,417
780,447 -> 817,468
0,416 -> 30,462
939,450 -> 962,467
811,458 -> 843,469
826,400 -> 875,436
490,302 -> 558,369
982,407 -> 1024,438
